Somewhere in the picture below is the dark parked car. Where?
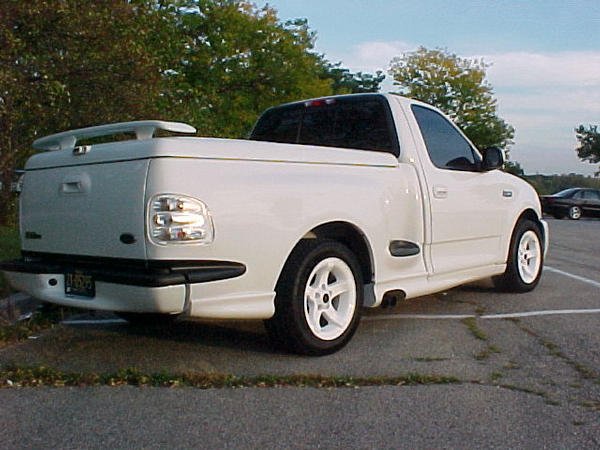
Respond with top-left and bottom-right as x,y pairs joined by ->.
540,188 -> 600,220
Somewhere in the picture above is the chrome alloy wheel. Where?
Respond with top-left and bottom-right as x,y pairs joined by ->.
517,230 -> 542,284
569,206 -> 582,220
304,257 -> 357,341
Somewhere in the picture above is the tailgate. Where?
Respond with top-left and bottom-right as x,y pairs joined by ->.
20,159 -> 149,259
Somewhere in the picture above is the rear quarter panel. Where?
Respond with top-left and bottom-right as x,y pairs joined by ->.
145,155 -> 427,307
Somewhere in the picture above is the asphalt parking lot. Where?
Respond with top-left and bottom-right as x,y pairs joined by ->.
1,217 -> 599,448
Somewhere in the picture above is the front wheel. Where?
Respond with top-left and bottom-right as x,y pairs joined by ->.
568,206 -> 582,220
493,219 -> 543,292
264,239 -> 363,355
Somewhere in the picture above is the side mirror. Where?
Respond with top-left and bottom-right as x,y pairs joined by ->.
481,146 -> 504,171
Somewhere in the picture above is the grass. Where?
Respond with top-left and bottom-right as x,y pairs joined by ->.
0,366 -> 461,389
0,226 -> 20,296
460,317 -> 503,361
414,357 -> 448,362
512,321 -> 599,381
0,305 -> 76,348
474,344 -> 501,361
461,317 -> 487,341
503,362 -> 521,370
496,383 -> 560,405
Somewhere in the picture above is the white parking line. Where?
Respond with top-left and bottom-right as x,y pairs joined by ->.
364,314 -> 474,321
62,265 -> 599,325
544,266 -> 600,289
480,309 -> 600,319
61,319 -> 127,325
365,265 -> 600,322
364,309 -> 600,322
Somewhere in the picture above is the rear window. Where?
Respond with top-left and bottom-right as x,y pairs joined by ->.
250,95 -> 399,156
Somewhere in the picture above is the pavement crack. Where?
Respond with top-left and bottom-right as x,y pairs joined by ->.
510,320 -> 599,381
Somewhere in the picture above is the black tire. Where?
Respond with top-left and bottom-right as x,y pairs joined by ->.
493,219 -> 544,292
568,205 -> 582,220
117,312 -> 178,327
264,239 -> 363,356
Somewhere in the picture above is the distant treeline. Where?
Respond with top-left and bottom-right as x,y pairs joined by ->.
522,174 -> 600,195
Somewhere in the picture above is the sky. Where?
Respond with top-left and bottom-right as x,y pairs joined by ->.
257,0 -> 600,176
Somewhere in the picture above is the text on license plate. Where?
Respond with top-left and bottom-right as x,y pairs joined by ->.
65,271 -> 95,298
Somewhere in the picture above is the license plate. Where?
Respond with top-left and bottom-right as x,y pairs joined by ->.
65,270 -> 95,298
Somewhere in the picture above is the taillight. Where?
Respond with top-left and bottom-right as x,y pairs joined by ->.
147,194 -> 214,245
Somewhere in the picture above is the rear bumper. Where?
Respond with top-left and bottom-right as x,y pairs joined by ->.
0,254 -> 246,314
0,254 -> 246,287
4,271 -> 186,313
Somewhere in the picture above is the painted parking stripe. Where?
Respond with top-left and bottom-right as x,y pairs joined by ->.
64,310 -> 600,325
480,309 -> 600,319
364,309 -> 600,322
364,314 -> 474,321
62,266 -> 598,325
545,266 -> 600,289
61,318 -> 127,325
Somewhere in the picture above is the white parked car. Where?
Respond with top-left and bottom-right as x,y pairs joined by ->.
1,94 -> 548,354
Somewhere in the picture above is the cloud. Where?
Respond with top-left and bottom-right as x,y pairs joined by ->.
497,89 -> 600,116
330,41 -> 599,175
482,51 -> 600,88
329,40 -> 413,73
483,51 -> 600,175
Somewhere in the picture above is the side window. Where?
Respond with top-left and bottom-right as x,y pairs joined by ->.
573,191 -> 584,200
583,190 -> 600,200
411,105 -> 479,171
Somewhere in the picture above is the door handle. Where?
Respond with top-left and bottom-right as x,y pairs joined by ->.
432,185 -> 448,199
60,174 -> 90,194
61,181 -> 83,194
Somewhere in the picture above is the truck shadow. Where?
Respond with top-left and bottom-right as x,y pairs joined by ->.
119,318 -> 284,355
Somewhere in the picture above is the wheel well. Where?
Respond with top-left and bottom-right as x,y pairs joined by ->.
516,208 -> 545,243
301,222 -> 374,284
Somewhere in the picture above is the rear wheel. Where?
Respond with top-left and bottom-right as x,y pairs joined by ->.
568,206 -> 582,220
493,219 -> 543,292
264,239 -> 363,355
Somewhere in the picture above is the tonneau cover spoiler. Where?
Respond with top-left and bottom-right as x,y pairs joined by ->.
33,120 -> 197,151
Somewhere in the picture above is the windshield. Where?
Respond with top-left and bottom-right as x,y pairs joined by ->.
553,188 -> 577,197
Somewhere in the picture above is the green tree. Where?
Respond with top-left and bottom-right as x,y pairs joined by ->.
169,1 -> 333,138
575,125 -> 600,175
525,173 -> 600,195
0,0 -> 387,223
323,62 -> 385,94
503,160 -> 524,177
0,0 -> 179,224
388,47 -> 514,152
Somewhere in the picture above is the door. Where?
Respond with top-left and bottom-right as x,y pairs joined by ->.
411,105 -> 512,274
582,189 -> 600,216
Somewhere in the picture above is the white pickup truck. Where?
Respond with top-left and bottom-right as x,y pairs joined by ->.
1,93 -> 548,355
